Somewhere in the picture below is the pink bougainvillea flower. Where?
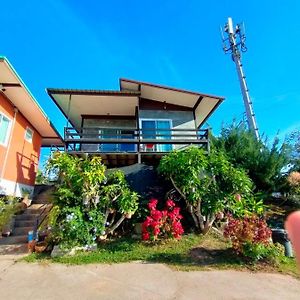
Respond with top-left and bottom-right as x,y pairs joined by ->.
151,210 -> 162,221
143,216 -> 153,227
142,232 -> 150,240
153,227 -> 160,236
148,199 -> 158,210
172,207 -> 180,216
161,210 -> 168,218
142,198 -> 184,241
166,199 -> 176,208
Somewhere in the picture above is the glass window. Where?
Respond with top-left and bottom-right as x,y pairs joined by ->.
141,119 -> 172,152
25,127 -> 34,143
0,113 -> 11,146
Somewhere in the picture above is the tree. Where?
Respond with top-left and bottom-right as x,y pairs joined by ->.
159,147 -> 253,234
287,129 -> 300,171
211,123 -> 290,192
35,169 -> 49,184
46,152 -> 139,247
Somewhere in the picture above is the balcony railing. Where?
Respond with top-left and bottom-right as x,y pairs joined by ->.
64,127 -> 209,153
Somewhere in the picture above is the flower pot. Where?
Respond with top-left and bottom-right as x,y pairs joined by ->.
34,241 -> 47,253
22,195 -> 32,208
34,241 -> 46,253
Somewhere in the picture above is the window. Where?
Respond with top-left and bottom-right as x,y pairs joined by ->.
140,119 -> 173,152
25,127 -> 34,143
0,113 -> 12,146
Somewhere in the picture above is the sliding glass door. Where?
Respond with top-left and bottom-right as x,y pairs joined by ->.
141,119 -> 172,152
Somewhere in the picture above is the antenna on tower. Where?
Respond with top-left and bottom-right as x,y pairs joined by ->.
221,17 -> 259,140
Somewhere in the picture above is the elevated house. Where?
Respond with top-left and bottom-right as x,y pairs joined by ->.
48,79 -> 224,167
0,57 -> 63,197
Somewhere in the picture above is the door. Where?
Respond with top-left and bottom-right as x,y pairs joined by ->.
141,120 -> 172,152
156,120 -> 172,152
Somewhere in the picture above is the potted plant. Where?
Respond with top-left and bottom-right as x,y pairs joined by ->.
21,188 -> 32,208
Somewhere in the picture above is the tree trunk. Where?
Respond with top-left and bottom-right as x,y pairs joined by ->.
106,215 -> 126,235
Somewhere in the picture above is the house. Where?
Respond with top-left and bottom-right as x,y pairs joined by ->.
0,57 -> 63,197
47,79 -> 224,167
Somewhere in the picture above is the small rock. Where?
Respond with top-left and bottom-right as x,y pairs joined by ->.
51,245 -> 69,258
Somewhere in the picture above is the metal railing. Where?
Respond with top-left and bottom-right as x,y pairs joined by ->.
64,127 -> 209,153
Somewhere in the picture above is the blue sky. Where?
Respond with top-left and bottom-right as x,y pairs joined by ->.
1,1 -> 300,163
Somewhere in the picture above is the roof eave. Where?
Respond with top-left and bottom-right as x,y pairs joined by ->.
119,78 -> 225,100
0,57 -> 63,142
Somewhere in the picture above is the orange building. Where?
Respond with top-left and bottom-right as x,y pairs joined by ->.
0,57 -> 62,197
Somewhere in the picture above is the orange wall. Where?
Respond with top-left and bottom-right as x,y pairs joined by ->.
0,93 -> 42,186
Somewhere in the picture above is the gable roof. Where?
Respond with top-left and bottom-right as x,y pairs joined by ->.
0,57 -> 63,146
47,78 -> 224,129
47,88 -> 140,129
120,78 -> 224,127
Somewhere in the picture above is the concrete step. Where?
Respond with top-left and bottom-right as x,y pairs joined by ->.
14,220 -> 36,227
32,199 -> 51,204
0,235 -> 27,245
14,226 -> 34,236
15,214 -> 39,221
27,204 -> 45,210
0,243 -> 28,255
23,209 -> 41,215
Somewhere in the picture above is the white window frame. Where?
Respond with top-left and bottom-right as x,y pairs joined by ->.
0,112 -> 12,147
24,127 -> 34,143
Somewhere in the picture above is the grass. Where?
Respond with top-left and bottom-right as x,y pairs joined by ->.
23,232 -> 299,277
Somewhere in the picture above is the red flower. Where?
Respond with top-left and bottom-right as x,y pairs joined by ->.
141,198 -> 184,241
153,227 -> 160,236
151,210 -> 162,221
142,232 -> 150,240
166,199 -> 175,208
148,199 -> 158,210
161,210 -> 168,218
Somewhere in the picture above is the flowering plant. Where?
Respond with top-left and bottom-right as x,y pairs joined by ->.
142,199 -> 184,241
287,171 -> 300,194
224,214 -> 272,260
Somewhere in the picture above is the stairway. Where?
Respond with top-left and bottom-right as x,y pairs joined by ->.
0,185 -> 54,255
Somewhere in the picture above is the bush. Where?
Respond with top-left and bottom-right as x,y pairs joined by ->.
224,214 -> 274,261
287,171 -> 300,195
159,147 -> 253,234
142,199 -> 184,241
0,196 -> 18,232
46,152 -> 139,248
212,123 -> 290,192
229,194 -> 266,218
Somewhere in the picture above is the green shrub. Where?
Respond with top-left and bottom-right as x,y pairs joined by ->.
211,123 -> 290,192
0,196 -> 18,232
45,152 -> 139,248
159,147 -> 253,234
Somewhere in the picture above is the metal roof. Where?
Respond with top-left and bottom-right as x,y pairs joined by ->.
0,57 -> 63,146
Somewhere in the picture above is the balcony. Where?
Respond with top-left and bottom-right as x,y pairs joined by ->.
64,127 -> 209,166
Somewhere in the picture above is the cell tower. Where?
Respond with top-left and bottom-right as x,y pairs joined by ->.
221,17 -> 259,140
